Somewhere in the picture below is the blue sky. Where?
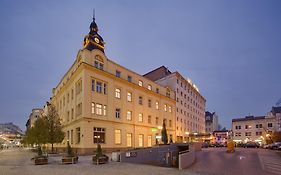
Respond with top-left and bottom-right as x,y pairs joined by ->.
0,0 -> 280,130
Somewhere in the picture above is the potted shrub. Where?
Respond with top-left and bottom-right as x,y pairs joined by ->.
62,141 -> 78,164
32,145 -> 48,165
92,144 -> 109,165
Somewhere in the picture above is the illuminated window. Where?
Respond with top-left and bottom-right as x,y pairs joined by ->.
93,127 -> 105,144
126,133 -> 132,147
148,84 -> 152,90
96,104 -> 102,115
168,106 -> 172,113
115,88 -> 121,98
164,104 -> 167,112
127,111 -> 132,121
103,105 -> 107,116
115,129 -> 121,144
127,92 -> 132,102
138,113 -> 143,122
156,101 -> 159,110
138,80 -> 143,87
138,134 -> 144,147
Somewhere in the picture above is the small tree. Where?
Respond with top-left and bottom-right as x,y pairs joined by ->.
66,141 -> 74,157
96,144 -> 103,157
161,120 -> 168,144
25,117 -> 49,156
45,103 -> 65,153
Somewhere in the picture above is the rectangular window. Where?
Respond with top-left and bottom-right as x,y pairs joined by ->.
169,120 -> 172,127
127,92 -> 132,102
103,84 -> 107,94
127,111 -> 132,121
115,129 -> 121,144
138,80 -> 143,87
164,104 -> 167,112
76,127 -> 80,144
93,127 -> 106,144
148,99 -> 152,107
71,108 -> 74,119
139,96 -> 143,105
67,93 -> 69,103
75,80 -> 82,95
96,104 -> 102,115
156,88 -> 159,94
71,89 -> 74,100
115,88 -> 121,98
116,108 -> 121,119
103,105 -> 107,116
116,70 -> 121,78
155,101 -> 159,110
268,123 -> 273,128
126,133 -> 132,147
96,81 -> 102,93
127,76 -> 132,82
67,130 -> 70,141
148,84 -> 152,90
148,115 -> 151,124
148,135 -> 152,147
156,117 -> 159,125
138,134 -> 144,147
91,102 -> 95,114
168,106 -> 172,113
138,113 -> 143,122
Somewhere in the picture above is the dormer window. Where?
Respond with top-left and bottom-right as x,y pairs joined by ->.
138,80 -> 143,87
148,84 -> 152,90
94,55 -> 104,70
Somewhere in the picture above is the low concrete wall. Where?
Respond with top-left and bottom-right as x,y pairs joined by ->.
191,142 -> 203,151
178,149 -> 195,170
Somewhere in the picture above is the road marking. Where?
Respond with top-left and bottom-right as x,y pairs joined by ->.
239,156 -> 246,160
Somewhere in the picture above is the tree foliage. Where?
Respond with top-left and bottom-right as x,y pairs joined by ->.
161,120 -> 168,144
45,103 -> 65,153
25,103 -> 64,154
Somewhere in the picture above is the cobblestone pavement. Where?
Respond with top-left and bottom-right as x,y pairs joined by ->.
0,148 -> 201,175
189,147 -> 281,175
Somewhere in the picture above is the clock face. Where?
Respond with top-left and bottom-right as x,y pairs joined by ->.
94,37 -> 100,43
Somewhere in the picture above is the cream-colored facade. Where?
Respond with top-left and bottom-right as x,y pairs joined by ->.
232,116 -> 276,144
51,20 -> 176,153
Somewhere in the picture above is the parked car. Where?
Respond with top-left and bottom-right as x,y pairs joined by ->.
270,142 -> 281,150
244,142 -> 259,148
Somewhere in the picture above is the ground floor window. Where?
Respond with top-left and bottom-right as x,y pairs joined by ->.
93,127 -> 106,144
138,134 -> 144,147
76,127 -> 81,144
115,129 -> 121,144
127,133 -> 132,147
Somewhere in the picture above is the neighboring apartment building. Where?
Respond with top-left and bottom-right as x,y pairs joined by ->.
232,116 -> 276,144
144,66 -> 206,142
267,106 -> 281,131
50,17 -> 176,153
25,108 -> 43,129
205,111 -> 219,133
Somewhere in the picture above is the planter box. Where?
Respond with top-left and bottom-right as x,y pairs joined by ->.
34,157 -> 48,165
92,155 -> 109,165
62,156 -> 78,164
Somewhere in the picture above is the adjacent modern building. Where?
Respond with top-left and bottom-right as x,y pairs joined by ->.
232,115 -> 276,144
205,111 -> 219,133
50,17 -> 176,153
144,66 -> 206,142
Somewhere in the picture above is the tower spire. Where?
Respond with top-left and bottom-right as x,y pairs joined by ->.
93,9 -> 95,21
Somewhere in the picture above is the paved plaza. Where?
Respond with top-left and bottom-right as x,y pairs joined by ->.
0,148 -> 280,175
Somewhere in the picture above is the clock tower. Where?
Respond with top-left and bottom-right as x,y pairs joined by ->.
83,15 -> 105,52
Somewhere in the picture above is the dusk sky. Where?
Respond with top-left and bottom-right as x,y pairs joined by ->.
0,0 -> 280,130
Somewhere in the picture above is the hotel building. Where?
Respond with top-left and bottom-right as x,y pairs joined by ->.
50,17 -> 176,153
232,115 -> 276,144
144,66 -> 206,142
